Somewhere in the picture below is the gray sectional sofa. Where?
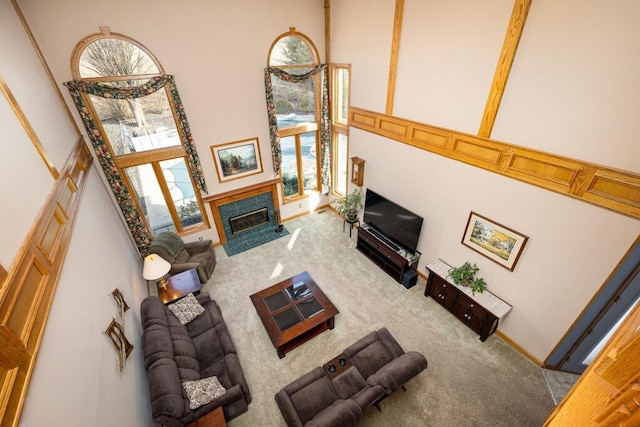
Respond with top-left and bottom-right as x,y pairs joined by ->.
140,293 -> 251,426
274,327 -> 428,426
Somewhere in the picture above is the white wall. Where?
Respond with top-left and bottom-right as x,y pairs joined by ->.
17,0 -> 329,244
19,170 -> 151,427
11,0 -> 639,389
334,0 -> 640,361
0,0 -> 72,267
1,3 -> 152,426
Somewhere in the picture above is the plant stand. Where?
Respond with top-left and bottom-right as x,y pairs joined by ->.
343,217 -> 360,238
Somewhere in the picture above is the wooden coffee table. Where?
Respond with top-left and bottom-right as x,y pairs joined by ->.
250,271 -> 339,358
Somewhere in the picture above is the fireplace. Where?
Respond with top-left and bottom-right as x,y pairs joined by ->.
203,179 -> 280,244
229,207 -> 269,234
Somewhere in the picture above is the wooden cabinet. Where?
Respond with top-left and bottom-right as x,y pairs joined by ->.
452,294 -> 493,337
425,259 -> 511,342
356,226 -> 419,283
428,276 -> 457,310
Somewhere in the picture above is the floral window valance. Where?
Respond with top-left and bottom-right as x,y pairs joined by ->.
264,64 -> 331,194
64,75 -> 206,255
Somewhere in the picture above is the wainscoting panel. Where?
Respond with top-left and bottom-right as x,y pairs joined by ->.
0,138 -> 92,427
350,107 -> 640,219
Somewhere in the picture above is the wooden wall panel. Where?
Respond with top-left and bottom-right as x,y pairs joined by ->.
452,137 -> 503,166
0,139 -> 92,427
411,127 -> 448,150
0,359 -> 18,423
57,178 -> 78,219
36,209 -> 65,265
545,301 -> 640,425
3,258 -> 47,344
350,107 -> 640,219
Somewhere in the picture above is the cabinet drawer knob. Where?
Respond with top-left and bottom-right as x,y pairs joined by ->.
443,284 -> 447,288
470,304 -> 474,308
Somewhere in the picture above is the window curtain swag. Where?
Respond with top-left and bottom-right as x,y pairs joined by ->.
64,75 -> 207,255
264,64 -> 331,194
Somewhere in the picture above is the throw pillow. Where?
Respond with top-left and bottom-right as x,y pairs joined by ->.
168,293 -> 205,325
182,376 -> 226,410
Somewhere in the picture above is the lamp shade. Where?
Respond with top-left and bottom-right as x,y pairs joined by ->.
143,254 -> 171,280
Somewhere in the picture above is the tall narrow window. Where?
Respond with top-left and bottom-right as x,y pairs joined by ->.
266,30 -> 324,202
331,64 -> 351,196
66,32 -> 208,252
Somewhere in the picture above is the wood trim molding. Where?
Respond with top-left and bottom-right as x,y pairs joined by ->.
496,330 -> 543,367
0,75 -> 59,180
0,138 -> 92,427
350,106 -> 640,219
385,0 -> 404,116
10,0 -> 81,137
478,0 -> 532,138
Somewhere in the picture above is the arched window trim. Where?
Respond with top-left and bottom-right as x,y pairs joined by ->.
65,32 -> 208,255
265,29 -> 330,200
71,31 -> 165,79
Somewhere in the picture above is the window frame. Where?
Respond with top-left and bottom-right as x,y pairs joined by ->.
267,30 -> 322,203
70,31 -> 209,237
330,64 -> 351,197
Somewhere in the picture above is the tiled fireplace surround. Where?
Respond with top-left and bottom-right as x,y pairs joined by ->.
203,179 -> 281,245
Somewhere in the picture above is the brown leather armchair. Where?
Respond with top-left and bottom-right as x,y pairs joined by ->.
149,232 -> 216,284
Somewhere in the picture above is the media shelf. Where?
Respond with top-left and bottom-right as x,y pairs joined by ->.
356,224 -> 420,283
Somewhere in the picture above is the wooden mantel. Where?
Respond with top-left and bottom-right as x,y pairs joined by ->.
203,178 -> 281,244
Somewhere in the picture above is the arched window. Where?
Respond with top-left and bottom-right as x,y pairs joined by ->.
265,29 -> 330,201
66,31 -> 208,254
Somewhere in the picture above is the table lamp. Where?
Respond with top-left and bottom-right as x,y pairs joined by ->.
143,254 -> 171,289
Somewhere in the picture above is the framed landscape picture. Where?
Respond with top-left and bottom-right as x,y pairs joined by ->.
461,212 -> 528,271
211,137 -> 263,183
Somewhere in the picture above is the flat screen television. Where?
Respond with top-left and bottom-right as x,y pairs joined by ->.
363,189 -> 423,253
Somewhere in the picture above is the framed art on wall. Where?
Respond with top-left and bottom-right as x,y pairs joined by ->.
211,137 -> 263,183
461,211 -> 529,271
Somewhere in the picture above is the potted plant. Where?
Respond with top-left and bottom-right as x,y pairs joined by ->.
335,188 -> 363,221
447,262 -> 488,295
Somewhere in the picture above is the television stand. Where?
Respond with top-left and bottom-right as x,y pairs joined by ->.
356,225 -> 420,283
366,227 -> 400,251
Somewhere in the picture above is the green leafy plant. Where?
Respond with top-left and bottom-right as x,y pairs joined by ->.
335,188 -> 363,221
179,200 -> 201,220
448,262 -> 487,295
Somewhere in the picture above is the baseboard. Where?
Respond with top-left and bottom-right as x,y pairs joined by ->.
282,203 -> 334,223
496,330 -> 543,367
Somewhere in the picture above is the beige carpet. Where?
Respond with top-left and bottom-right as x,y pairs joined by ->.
204,210 -> 555,426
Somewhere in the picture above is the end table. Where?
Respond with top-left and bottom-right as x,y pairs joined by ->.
157,268 -> 202,304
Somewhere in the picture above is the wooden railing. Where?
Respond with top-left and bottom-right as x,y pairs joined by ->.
0,138 -> 92,427
350,107 -> 640,220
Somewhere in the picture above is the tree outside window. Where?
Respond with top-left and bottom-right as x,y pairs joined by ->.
268,31 -> 321,201
72,33 -> 208,237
